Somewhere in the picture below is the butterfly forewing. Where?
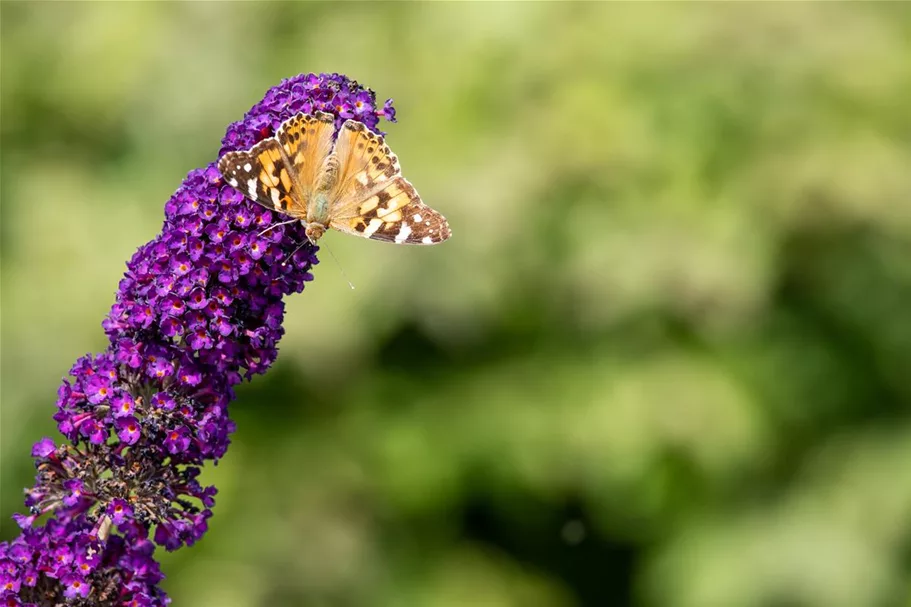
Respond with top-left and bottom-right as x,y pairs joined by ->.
218,138 -> 301,215
325,121 -> 451,245
277,111 -> 336,203
217,112 -> 337,219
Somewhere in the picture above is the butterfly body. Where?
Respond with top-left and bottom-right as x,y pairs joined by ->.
310,193 -> 331,226
218,112 -> 451,246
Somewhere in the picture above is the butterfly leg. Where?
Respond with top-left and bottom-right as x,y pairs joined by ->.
257,218 -> 300,238
280,238 -> 314,267
277,221 -> 322,266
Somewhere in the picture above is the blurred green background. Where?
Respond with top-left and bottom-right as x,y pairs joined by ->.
3,3 -> 911,606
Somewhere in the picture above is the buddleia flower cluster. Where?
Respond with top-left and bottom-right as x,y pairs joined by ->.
1,73 -> 396,606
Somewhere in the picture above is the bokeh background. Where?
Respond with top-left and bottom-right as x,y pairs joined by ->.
3,3 -> 911,606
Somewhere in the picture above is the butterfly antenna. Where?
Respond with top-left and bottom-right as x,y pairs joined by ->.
322,242 -> 356,290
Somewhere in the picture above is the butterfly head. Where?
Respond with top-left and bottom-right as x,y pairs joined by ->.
304,222 -> 327,244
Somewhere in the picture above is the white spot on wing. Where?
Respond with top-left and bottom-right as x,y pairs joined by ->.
356,173 -> 369,185
422,236 -> 433,244
395,223 -> 412,243
247,179 -> 258,199
413,214 -> 422,222
244,163 -> 252,172
271,187 -> 280,206
363,218 -> 384,237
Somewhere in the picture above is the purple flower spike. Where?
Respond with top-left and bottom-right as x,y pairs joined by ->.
1,73 -> 397,605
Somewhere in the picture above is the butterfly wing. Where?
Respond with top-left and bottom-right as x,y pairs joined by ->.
275,111 -> 336,200
218,112 -> 336,219
324,120 -> 451,245
218,138 -> 299,215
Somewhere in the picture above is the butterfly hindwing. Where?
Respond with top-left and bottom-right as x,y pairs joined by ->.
331,177 -> 452,244
325,120 -> 451,245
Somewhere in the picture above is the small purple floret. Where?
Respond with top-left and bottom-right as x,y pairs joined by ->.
107,499 -> 134,526
30,437 -> 55,458
62,575 -> 91,599
163,427 -> 192,455
112,392 -> 135,418
116,416 -> 142,445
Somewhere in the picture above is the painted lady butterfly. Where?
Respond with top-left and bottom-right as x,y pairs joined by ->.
218,112 -> 451,245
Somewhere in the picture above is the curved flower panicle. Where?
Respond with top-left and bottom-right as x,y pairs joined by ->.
2,73 -> 396,606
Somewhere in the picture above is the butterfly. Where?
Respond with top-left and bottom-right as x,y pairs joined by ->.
217,111 -> 451,246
